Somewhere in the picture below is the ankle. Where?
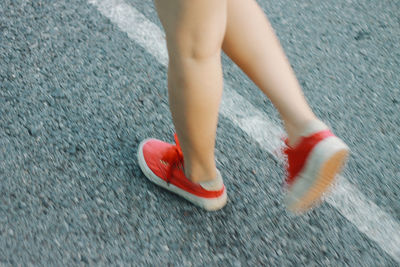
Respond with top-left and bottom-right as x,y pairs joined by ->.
197,170 -> 223,190
184,163 -> 217,183
285,118 -> 326,147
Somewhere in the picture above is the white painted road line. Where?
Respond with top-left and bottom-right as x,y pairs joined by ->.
88,0 -> 400,262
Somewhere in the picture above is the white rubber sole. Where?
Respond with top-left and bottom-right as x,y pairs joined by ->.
284,136 -> 349,213
137,139 -> 228,211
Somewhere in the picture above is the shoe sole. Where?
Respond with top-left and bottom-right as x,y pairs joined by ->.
137,139 -> 228,211
284,136 -> 349,213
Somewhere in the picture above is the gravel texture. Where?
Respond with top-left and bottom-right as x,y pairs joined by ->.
0,0 -> 399,265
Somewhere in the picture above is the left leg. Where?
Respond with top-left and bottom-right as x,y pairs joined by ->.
154,0 -> 228,183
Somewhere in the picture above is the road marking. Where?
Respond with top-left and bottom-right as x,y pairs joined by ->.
88,0 -> 400,262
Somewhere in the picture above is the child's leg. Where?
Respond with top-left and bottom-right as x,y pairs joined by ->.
154,0 -> 227,183
222,0 -> 317,146
222,0 -> 348,212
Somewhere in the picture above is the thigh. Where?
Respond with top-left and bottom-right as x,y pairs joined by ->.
154,0 -> 228,59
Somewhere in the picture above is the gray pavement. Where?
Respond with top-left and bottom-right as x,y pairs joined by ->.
0,0 -> 399,265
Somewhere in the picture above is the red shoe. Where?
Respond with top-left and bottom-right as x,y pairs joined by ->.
137,134 -> 227,211
283,121 -> 349,213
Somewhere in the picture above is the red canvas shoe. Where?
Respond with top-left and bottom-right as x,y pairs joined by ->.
137,134 -> 227,211
283,121 -> 349,213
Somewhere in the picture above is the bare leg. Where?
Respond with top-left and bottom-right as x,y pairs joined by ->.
154,0 -> 227,182
222,0 -> 317,146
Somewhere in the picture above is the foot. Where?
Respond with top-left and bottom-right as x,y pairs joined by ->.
137,134 -> 227,211
283,120 -> 349,213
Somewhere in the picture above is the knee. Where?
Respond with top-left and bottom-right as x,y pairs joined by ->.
166,27 -> 224,61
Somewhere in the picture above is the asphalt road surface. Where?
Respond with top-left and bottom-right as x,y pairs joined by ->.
1,0 -> 399,265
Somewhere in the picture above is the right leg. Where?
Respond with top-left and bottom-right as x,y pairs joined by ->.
222,0 -> 349,212
222,0 -> 317,146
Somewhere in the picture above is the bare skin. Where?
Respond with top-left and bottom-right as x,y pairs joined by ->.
154,0 -> 317,183
222,0 -> 317,145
